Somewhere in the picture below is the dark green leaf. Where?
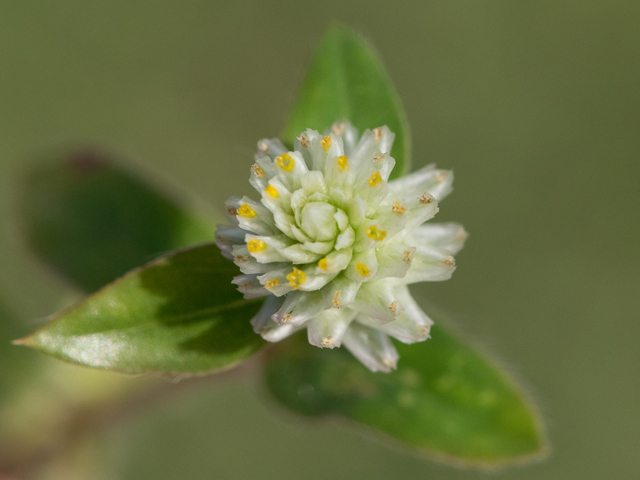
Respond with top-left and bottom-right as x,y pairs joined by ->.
17,244 -> 264,375
284,24 -> 411,179
265,322 -> 548,468
21,150 -> 217,292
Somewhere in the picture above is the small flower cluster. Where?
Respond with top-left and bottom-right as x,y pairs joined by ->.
216,121 -> 466,372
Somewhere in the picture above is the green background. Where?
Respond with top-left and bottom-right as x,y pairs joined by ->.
1,1 -> 639,479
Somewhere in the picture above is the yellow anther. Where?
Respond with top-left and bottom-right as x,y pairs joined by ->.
237,203 -> 256,218
333,291 -> 340,307
337,155 -> 349,171
286,267 -> 306,289
392,200 -> 405,215
318,257 -> 329,270
366,225 -> 387,242
247,239 -> 266,253
264,184 -> 279,197
355,262 -> 370,277
265,278 -> 279,290
252,163 -> 265,178
276,153 -> 295,172
368,171 -> 382,187
321,135 -> 332,152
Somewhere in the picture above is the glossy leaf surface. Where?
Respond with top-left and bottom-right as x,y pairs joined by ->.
18,244 -> 264,374
265,323 -> 547,467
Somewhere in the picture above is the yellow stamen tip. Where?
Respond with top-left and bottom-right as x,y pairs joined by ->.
265,278 -> 279,290
276,153 -> 295,172
247,239 -> 266,253
392,200 -> 405,215
237,203 -> 256,218
337,155 -> 348,171
366,225 -> 387,242
368,171 -> 382,187
321,135 -> 332,152
286,267 -> 306,289
264,184 -> 279,198
318,258 -> 329,270
355,262 -> 370,277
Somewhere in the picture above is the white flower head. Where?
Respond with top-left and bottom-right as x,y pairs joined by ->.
216,121 -> 467,372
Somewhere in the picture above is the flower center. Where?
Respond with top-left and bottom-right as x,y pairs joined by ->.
299,201 -> 338,242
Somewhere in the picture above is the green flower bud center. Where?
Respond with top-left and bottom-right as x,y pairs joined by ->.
299,201 -> 338,241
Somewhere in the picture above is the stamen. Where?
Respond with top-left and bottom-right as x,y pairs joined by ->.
333,291 -> 340,308
252,163 -> 265,178
355,262 -> 370,277
233,254 -> 250,263
337,155 -> 348,171
321,336 -> 336,348
296,134 -> 309,148
332,122 -> 345,135
226,206 -> 237,216
258,141 -> 268,152
366,225 -> 387,241
373,127 -> 384,140
282,313 -> 292,323
368,171 -> 382,187
321,135 -> 332,152
237,203 -> 256,218
388,301 -> 398,314
286,267 -> 306,289
373,151 -> 384,162
264,184 -> 279,197
265,278 -> 280,290
402,249 -> 414,263
442,256 -> 455,267
247,239 -> 266,253
318,258 -> 329,271
392,200 -> 405,214
276,153 -> 295,172
419,193 -> 433,204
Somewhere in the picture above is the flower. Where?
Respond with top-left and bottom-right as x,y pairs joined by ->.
216,121 -> 467,372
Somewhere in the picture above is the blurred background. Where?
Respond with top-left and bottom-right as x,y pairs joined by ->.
1,1 -> 639,479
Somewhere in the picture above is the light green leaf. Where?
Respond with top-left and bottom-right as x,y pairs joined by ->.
17,244 -> 264,375
265,322 -> 548,468
21,150 -> 217,292
284,24 -> 411,179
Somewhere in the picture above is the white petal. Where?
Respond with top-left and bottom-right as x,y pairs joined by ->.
342,323 -> 399,373
249,156 -> 277,194
231,244 -> 284,274
370,241 -> 415,281
279,244 -> 322,264
255,138 -> 287,160
410,223 -> 468,255
245,233 -> 293,263
321,274 -> 360,309
301,170 -> 328,195
307,308 -> 357,348
401,244 -> 457,283
387,164 -> 453,202
352,279 -> 404,324
215,225 -> 245,259
334,226 -> 355,250
345,250 -> 379,283
315,248 -> 353,275
271,291 -> 325,326
250,295 -> 283,333
231,274 -> 270,299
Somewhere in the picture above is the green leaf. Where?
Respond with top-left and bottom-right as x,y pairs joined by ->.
17,244 -> 264,375
265,322 -> 548,468
21,150 -> 218,292
284,24 -> 411,179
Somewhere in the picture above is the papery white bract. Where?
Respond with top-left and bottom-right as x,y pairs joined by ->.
216,121 -> 466,372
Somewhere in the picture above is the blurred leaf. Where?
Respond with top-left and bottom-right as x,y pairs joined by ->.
17,244 -> 264,375
265,323 -> 547,468
21,149 -> 218,292
284,24 -> 411,179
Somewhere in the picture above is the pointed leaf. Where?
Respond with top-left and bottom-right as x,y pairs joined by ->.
264,323 -> 547,467
21,149 -> 217,292
284,24 -> 411,179
17,244 -> 264,375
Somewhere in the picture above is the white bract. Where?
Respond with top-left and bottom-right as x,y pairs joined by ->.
216,121 -> 466,372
